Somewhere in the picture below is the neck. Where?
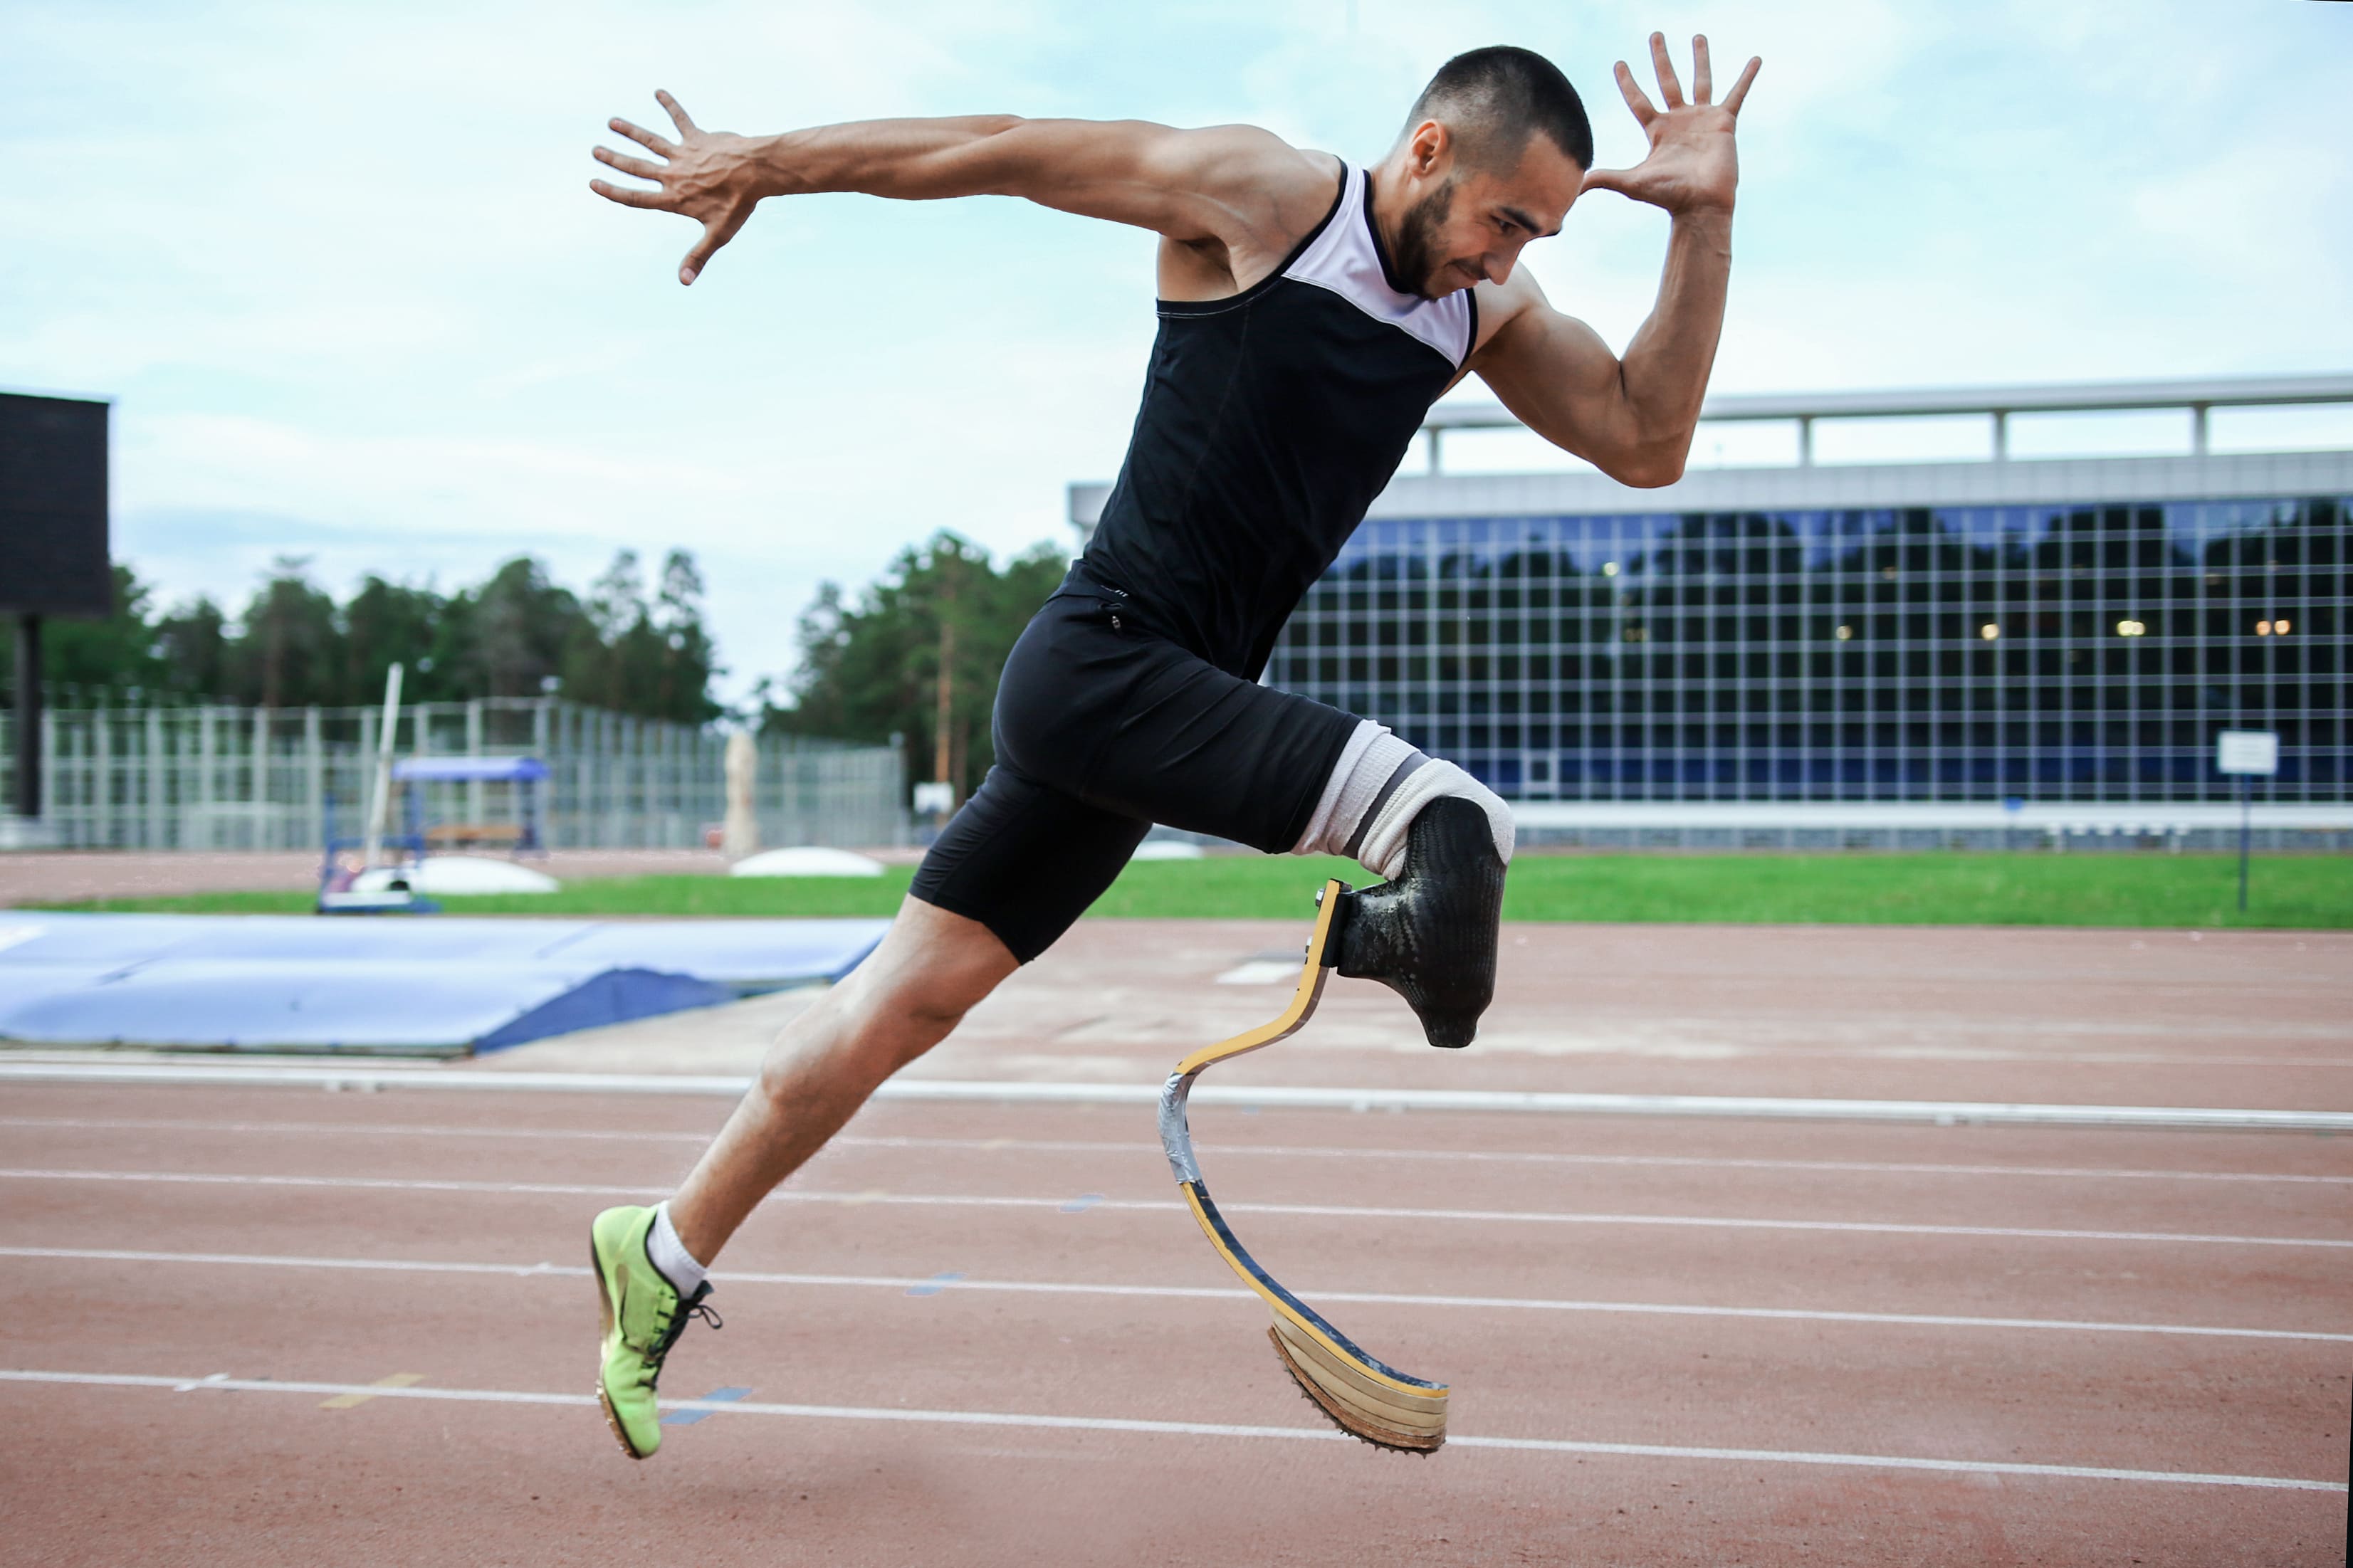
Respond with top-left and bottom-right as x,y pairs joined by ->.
1364,150 -> 1415,265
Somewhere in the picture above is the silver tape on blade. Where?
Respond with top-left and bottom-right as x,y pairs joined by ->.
1158,1070 -> 1201,1185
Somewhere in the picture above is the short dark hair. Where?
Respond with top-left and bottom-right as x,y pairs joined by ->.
1407,45 -> 1593,172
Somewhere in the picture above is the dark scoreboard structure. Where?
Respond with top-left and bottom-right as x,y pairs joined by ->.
2,390 -> 112,820
2,391 -> 110,615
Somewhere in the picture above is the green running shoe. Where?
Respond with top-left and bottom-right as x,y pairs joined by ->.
590,1205 -> 720,1459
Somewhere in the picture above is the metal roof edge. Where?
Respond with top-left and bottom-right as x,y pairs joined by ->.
1366,449 -> 2353,518
1425,372 -> 2353,430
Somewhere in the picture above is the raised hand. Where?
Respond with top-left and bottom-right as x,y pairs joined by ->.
1581,33 -> 1759,218
590,90 -> 761,285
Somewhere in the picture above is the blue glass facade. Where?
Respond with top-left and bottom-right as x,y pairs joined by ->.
1264,495 -> 2349,801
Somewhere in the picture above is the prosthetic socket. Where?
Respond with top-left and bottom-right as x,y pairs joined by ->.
1294,722 -> 1512,1050
1331,797 -> 1506,1048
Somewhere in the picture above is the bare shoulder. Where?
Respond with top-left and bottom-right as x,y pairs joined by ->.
1163,125 -> 1341,237
1155,128 -> 1343,300
1461,263 -> 1625,421
1466,268 -> 1551,362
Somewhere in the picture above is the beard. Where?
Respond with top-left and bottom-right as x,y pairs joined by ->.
1391,177 -> 1459,301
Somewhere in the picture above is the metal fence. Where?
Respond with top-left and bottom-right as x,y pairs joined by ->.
1269,496 -> 2352,804
0,698 -> 907,852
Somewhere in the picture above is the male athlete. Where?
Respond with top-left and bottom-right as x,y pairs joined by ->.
585,37 -> 1758,1458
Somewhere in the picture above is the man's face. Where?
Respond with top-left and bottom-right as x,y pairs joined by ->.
1391,127 -> 1582,300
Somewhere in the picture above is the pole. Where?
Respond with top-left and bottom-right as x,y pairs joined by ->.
11,614 -> 41,820
362,662 -> 404,868
933,586 -> 957,806
2238,773 -> 2250,914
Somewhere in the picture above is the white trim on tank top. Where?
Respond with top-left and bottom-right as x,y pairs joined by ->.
1280,162 -> 1475,369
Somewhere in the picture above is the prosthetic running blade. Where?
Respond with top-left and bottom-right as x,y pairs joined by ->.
1157,878 -> 1449,1453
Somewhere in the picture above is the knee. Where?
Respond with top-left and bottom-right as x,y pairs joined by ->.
746,984 -> 972,1115
866,993 -> 976,1078
876,986 -> 976,1046
842,959 -> 992,1064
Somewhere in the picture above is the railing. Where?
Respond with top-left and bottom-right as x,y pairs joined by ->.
0,698 -> 906,852
1416,372 -> 2353,473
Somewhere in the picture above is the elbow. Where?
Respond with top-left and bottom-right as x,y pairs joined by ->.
1532,409 -> 1690,488
1622,423 -> 1697,488
1602,448 -> 1687,489
1593,397 -> 1700,488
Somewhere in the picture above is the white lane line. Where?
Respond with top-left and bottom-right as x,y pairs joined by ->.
6,1116 -> 2345,1187
7,1244 -> 2346,1344
837,1135 -> 2353,1187
1,1367 -> 2337,1492
5,1062 -> 2348,1132
0,1167 -> 656,1199
4,1167 -> 2349,1250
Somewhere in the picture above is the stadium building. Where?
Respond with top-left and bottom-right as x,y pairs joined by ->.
1072,374 -> 2353,847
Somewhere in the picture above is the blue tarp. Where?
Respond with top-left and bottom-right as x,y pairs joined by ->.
0,913 -> 887,1055
394,756 -> 551,782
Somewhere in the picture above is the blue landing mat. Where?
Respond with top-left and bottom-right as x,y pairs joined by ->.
0,913 -> 888,1055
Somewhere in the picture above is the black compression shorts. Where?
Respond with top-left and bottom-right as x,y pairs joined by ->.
909,566 -> 1360,962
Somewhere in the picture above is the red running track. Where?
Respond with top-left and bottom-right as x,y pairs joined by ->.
1,1079 -> 2347,1565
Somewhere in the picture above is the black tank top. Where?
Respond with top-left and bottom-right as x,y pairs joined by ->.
1080,162 -> 1477,678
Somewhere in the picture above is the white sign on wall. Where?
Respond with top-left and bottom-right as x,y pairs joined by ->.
2215,730 -> 2280,777
912,782 -> 956,814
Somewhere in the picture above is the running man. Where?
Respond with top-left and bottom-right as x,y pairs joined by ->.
585,37 -> 1759,1458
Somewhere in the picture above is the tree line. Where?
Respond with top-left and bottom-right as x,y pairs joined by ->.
761,531 -> 1068,803
4,529 -> 1075,800
2,549 -> 723,725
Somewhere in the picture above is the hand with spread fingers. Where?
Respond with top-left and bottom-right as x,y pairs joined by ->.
590,90 -> 761,285
1582,33 -> 1761,218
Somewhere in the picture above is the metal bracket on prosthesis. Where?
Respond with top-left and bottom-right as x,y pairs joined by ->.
1156,878 -> 1450,1453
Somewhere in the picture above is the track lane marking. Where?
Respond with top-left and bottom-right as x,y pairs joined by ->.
320,1372 -> 424,1410
4,1063 -> 2348,1132
5,1245 -> 2347,1344
0,1368 -> 2337,1492
660,1386 -> 750,1427
4,1167 -> 2347,1249
6,1115 -> 2345,1186
838,1135 -> 2353,1186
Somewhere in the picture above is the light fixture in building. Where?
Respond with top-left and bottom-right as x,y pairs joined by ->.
1600,561 -> 1619,577
1979,623 -> 2000,641
2256,620 -> 2273,636
1835,624 -> 1854,641
2115,619 -> 2147,638
2276,617 -> 2293,635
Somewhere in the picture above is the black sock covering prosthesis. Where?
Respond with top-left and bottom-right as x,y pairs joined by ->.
1333,796 -> 1505,1048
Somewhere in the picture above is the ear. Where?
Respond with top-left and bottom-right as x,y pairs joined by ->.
1406,118 -> 1450,177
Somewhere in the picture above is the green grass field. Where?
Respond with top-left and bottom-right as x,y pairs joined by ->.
26,852 -> 2351,928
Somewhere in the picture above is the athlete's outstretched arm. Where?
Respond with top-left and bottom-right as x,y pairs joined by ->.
590,90 -> 1330,286
1469,34 -> 1761,488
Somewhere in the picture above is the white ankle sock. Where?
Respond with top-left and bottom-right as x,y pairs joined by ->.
646,1201 -> 708,1293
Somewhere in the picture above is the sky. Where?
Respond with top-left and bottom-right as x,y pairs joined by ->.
5,0 -> 2350,707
